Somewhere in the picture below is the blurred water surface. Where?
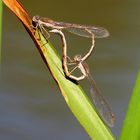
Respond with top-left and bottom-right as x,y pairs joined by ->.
1,0 -> 140,139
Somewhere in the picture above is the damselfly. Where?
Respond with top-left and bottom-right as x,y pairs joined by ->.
32,15 -> 100,80
46,29 -> 115,127
32,16 -> 115,127
32,15 -> 109,39
32,16 -> 109,79
68,54 -> 115,127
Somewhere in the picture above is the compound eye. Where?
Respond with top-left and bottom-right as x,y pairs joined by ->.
32,15 -> 40,27
32,15 -> 40,22
35,15 -> 40,20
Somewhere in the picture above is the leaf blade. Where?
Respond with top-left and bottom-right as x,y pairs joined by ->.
120,70 -> 140,140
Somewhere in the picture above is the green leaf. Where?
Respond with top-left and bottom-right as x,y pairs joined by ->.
120,70 -> 140,140
37,31 -> 115,140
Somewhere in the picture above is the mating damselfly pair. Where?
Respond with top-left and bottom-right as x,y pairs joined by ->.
32,15 -> 115,127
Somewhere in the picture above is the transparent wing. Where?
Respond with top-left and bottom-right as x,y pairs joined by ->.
87,73 -> 115,127
65,26 -> 109,38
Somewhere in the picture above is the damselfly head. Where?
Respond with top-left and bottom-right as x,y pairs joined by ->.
32,15 -> 40,27
32,15 -> 40,22
74,55 -> 82,62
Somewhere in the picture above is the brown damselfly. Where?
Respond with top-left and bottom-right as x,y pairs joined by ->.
32,15 -> 109,39
32,16 -> 115,127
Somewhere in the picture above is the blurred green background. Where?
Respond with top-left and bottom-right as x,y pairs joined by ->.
0,0 -> 140,139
